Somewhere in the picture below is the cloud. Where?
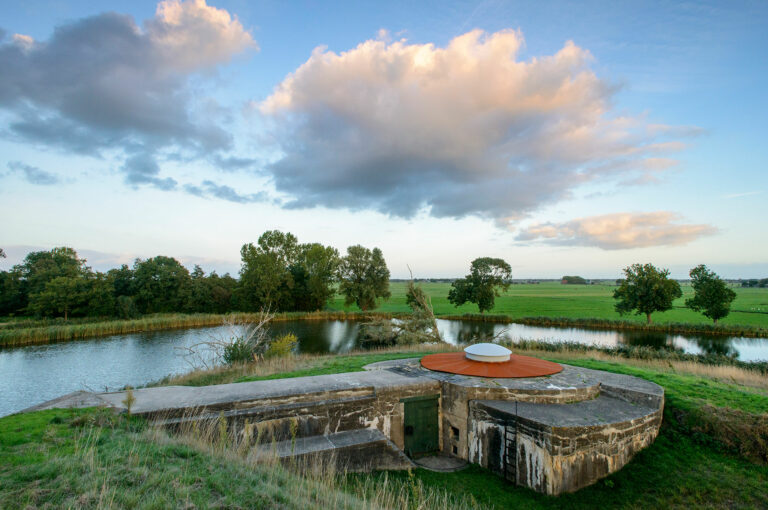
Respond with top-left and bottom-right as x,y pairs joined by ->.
183,180 -> 268,203
516,212 -> 717,250
122,153 -> 177,190
7,160 -> 60,185
723,191 -> 761,199
210,154 -> 259,172
259,29 -> 694,225
0,0 -> 254,186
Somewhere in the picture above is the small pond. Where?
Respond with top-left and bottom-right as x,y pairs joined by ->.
1,318 -> 765,417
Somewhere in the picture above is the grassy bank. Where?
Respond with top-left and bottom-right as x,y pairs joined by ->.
0,408 -> 476,509
3,346 -> 767,508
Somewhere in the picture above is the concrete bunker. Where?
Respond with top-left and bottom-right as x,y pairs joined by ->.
34,344 -> 664,496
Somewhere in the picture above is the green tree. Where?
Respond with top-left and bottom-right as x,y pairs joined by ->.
20,247 -> 90,298
338,245 -> 391,311
0,268 -> 26,316
107,264 -> 134,297
84,272 -> 115,317
132,256 -> 191,314
447,257 -> 512,313
685,265 -> 737,325
184,265 -> 213,313
290,243 -> 340,311
28,276 -> 85,320
613,263 -> 682,324
208,272 -> 237,313
237,231 -> 299,311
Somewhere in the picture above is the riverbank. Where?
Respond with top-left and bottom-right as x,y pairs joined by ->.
2,347 -> 767,508
2,282 -> 766,347
2,309 -> 767,348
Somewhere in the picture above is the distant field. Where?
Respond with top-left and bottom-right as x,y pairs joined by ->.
330,282 -> 768,328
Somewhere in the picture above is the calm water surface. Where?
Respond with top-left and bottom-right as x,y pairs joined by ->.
1,319 -> 765,417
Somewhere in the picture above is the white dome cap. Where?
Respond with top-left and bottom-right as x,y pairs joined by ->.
464,343 -> 512,363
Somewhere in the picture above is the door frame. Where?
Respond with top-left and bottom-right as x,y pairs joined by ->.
401,394 -> 440,457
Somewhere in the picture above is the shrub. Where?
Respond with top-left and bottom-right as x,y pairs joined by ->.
222,337 -> 256,365
265,333 -> 298,358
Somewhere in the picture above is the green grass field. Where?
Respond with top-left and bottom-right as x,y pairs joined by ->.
330,282 -> 768,328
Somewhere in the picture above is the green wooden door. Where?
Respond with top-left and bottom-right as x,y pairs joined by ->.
403,395 -> 439,457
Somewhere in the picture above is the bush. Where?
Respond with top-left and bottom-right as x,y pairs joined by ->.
265,333 -> 298,358
222,337 -> 255,365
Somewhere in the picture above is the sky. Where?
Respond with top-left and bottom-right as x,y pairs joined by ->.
0,0 -> 766,279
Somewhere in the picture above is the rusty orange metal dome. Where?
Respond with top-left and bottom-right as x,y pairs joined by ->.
420,351 -> 563,378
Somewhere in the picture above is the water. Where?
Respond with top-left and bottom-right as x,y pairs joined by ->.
1,319 -> 765,417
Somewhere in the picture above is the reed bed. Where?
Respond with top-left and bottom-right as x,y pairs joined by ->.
0,311 -> 397,348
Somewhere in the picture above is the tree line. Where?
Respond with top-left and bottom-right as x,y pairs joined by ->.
0,241 -> 746,326
0,231 -> 390,319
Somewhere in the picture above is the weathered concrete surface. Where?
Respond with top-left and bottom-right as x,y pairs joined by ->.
254,428 -> 414,472
95,370 -> 438,417
469,395 -> 663,495
20,390 -> 114,413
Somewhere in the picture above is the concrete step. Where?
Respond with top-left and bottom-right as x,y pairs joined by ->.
253,428 -> 415,472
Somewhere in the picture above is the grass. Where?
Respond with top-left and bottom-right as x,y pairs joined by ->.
2,282 -> 766,346
0,408 -> 477,509
332,281 -> 768,328
3,345 -> 768,509
150,345 -> 455,387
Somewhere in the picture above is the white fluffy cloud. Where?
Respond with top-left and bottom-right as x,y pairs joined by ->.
0,0 -> 254,190
260,29 -> 691,224
516,212 -> 717,249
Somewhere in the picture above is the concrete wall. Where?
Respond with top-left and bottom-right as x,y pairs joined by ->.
165,379 -> 442,450
468,400 -> 663,495
440,381 -> 600,460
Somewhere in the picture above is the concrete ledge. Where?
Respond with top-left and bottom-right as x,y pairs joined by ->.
256,428 -> 415,472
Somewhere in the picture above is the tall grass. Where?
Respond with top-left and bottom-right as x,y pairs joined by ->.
0,407 -> 480,509
160,408 -> 479,510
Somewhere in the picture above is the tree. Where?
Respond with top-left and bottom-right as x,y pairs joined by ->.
0,267 -> 27,316
290,243 -> 340,311
238,231 -> 299,311
447,257 -> 512,313
685,265 -> 737,325
107,264 -> 134,297
338,245 -> 391,311
184,265 -> 213,313
562,275 -> 587,285
132,256 -> 191,314
613,263 -> 682,324
0,248 -> 5,258
84,272 -> 115,317
27,276 -> 85,320
20,247 -> 90,298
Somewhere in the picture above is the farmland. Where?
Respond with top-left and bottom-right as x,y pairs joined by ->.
330,281 -> 768,328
